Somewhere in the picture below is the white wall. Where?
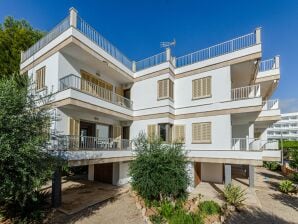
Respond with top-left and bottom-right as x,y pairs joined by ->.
201,163 -> 223,183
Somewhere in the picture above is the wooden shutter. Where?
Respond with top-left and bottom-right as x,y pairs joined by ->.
169,79 -> 174,99
113,126 -> 122,140
36,66 -> 46,90
69,118 -> 80,136
173,125 -> 185,143
192,122 -> 211,143
192,77 -> 211,99
158,79 -> 173,99
147,124 -> 157,139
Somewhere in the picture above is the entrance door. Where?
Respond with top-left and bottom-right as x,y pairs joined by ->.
194,162 -> 201,186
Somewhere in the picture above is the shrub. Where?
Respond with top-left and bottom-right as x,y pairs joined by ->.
223,184 -> 246,208
263,161 -> 281,171
150,214 -> 166,224
199,200 -> 221,216
289,172 -> 298,183
129,134 -> 189,201
279,180 -> 295,193
169,209 -> 203,224
159,200 -> 175,219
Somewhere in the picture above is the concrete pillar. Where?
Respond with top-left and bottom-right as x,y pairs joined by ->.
248,122 -> 255,139
112,162 -> 120,186
275,55 -> 280,69
88,164 -> 94,181
52,168 -> 62,208
171,57 -> 176,67
132,61 -> 136,72
255,27 -> 261,44
187,162 -> 195,191
224,164 -> 232,186
249,165 -> 255,188
166,48 -> 171,61
69,7 -> 78,28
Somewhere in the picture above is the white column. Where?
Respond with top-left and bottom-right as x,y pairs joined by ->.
249,122 -> 255,139
88,164 -> 94,181
224,164 -> 232,186
249,165 -> 255,188
112,162 -> 120,186
132,61 -> 136,72
69,7 -> 78,28
275,55 -> 280,69
166,48 -> 171,61
255,27 -> 261,44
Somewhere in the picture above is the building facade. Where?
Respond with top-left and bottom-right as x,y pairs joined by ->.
267,112 -> 298,141
20,8 -> 281,192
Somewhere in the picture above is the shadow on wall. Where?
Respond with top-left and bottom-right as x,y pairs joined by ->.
225,207 -> 291,224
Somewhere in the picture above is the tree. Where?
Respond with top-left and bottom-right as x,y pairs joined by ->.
0,16 -> 44,77
129,134 -> 190,202
0,75 -> 59,220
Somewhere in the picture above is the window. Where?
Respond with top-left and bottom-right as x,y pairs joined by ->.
158,79 -> 174,100
158,123 -> 172,142
192,122 -> 211,143
192,76 -> 211,99
36,66 -> 46,90
147,124 -> 157,140
173,125 -> 185,143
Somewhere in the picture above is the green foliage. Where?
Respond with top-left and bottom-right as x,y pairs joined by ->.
0,75 -> 60,221
289,172 -> 298,183
129,134 -> 189,201
0,17 -> 44,77
159,200 -> 175,219
168,209 -> 203,224
279,180 -> 295,193
263,161 -> 281,171
199,200 -> 221,216
150,214 -> 166,224
281,140 -> 298,149
223,184 -> 246,208
289,149 -> 298,169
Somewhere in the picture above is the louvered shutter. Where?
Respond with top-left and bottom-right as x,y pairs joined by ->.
192,77 -> 211,99
173,125 -> 185,143
147,124 -> 157,140
192,122 -> 211,143
36,66 -> 46,90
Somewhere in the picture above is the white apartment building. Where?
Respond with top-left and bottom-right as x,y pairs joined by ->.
267,112 -> 298,141
20,8 -> 281,202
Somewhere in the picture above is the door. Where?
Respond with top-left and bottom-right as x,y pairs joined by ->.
194,162 -> 201,186
94,163 -> 113,184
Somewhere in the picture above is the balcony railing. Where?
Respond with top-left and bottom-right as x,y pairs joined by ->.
59,74 -> 133,109
262,99 -> 279,110
176,32 -> 257,68
135,51 -> 167,71
76,16 -> 133,70
231,84 -> 260,101
21,16 -> 70,62
53,135 -> 131,151
232,138 -> 279,151
259,58 -> 278,72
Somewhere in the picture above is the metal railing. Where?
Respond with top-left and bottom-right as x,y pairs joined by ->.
76,16 -> 132,70
176,32 -> 257,67
55,135 -> 131,151
231,84 -> 260,101
135,51 -> 167,71
59,74 -> 133,109
232,138 -> 279,151
259,58 -> 276,72
22,16 -> 70,62
262,99 -> 279,110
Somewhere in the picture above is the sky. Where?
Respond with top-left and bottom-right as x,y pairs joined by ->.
1,0 -> 297,113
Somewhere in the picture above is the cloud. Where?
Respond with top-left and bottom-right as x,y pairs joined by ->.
279,98 -> 298,113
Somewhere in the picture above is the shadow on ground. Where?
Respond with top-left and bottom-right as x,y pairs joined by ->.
225,207 -> 295,224
270,193 -> 298,211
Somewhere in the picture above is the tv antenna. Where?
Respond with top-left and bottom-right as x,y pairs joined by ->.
160,39 -> 176,48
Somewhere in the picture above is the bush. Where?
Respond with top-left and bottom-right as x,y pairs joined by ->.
150,214 -> 166,224
263,161 -> 281,171
223,184 -> 246,208
289,172 -> 298,183
159,200 -> 175,219
169,209 -> 203,224
129,134 -> 189,201
199,200 -> 221,216
279,180 -> 295,193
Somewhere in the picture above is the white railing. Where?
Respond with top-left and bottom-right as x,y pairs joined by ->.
262,99 -> 279,110
135,51 -> 167,71
59,74 -> 133,109
259,58 -> 277,72
176,32 -> 257,67
76,16 -> 133,70
231,84 -> 260,101
55,135 -> 131,151
232,138 -> 279,151
22,16 -> 70,62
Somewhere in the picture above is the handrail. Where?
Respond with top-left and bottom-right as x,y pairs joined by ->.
135,51 -> 167,71
259,58 -> 276,72
76,16 -> 133,70
22,16 -> 70,62
231,138 -> 279,151
231,84 -> 260,101
262,99 -> 279,110
54,135 -> 131,151
59,74 -> 133,109
176,32 -> 257,67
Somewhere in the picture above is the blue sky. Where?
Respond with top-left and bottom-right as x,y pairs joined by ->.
1,0 -> 297,112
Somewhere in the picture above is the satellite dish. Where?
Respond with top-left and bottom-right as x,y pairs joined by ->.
160,39 -> 176,48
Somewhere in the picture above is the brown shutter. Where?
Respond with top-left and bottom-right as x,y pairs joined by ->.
158,79 -> 173,99
147,124 -> 157,140
36,66 -> 46,90
192,77 -> 211,99
173,125 -> 185,143
192,122 -> 211,143
69,118 -> 80,136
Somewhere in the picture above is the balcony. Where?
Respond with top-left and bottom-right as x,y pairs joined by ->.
256,99 -> 280,122
231,84 -> 260,101
59,74 -> 133,110
231,138 -> 279,151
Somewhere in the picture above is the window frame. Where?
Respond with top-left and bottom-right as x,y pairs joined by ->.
157,78 -> 174,100
192,76 -> 212,100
